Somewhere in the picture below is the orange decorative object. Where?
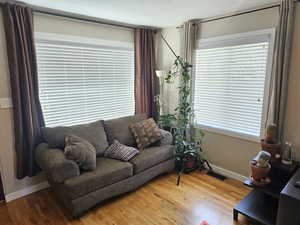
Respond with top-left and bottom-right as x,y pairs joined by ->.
199,221 -> 210,225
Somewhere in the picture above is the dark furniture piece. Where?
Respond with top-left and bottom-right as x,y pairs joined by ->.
234,161 -> 300,225
35,114 -> 174,218
0,173 -> 4,202
277,167 -> 300,225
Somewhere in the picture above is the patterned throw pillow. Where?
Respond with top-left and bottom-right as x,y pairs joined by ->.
129,118 -> 163,149
64,135 -> 96,171
104,140 -> 139,161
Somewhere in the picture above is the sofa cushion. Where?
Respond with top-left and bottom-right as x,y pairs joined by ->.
129,145 -> 174,174
103,114 -> 147,147
63,157 -> 133,199
42,120 -> 109,156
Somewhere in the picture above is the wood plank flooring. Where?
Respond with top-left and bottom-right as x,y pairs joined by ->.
0,171 -> 254,225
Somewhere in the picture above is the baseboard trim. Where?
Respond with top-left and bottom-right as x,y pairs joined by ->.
5,181 -> 50,202
210,164 -> 248,182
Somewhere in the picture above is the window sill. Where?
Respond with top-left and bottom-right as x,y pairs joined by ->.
194,124 -> 261,144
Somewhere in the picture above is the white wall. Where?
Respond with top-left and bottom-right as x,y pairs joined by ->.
158,6 -> 300,177
0,12 -> 133,196
156,28 -> 181,114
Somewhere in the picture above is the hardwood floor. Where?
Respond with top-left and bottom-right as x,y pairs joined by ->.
0,171 -> 254,225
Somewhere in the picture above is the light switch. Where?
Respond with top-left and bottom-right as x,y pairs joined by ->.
0,98 -> 13,109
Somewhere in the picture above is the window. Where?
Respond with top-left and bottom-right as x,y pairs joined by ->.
35,33 -> 135,127
193,29 -> 275,141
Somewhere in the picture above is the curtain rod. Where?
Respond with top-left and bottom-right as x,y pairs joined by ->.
33,9 -> 139,30
0,1 -> 157,30
177,0 -> 299,28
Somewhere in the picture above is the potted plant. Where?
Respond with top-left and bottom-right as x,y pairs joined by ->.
164,51 -> 206,174
250,151 -> 271,187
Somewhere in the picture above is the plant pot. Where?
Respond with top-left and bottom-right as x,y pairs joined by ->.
183,156 -> 198,173
250,176 -> 271,187
261,139 -> 281,162
250,161 -> 271,183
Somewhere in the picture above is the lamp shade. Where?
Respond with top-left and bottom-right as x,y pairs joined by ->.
155,70 -> 165,78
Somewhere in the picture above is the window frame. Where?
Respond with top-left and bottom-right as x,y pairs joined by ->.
192,28 -> 276,143
35,32 -> 134,50
34,32 -> 135,127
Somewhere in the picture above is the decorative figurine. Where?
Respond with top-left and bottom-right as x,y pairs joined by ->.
261,123 -> 281,162
265,124 -> 278,143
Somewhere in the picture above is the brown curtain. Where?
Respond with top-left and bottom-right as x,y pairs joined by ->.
134,28 -> 157,119
3,2 -> 45,179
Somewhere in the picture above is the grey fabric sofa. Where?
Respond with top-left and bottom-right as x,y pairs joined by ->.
35,114 -> 174,217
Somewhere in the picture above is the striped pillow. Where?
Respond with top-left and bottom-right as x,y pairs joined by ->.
104,140 -> 139,161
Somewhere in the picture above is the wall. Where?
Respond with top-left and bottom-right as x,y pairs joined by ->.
0,12 -> 133,196
156,28 -> 181,114
284,4 -> 300,165
158,6 -> 300,177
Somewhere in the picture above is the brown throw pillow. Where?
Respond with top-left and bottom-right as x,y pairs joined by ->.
129,118 -> 162,149
64,135 -> 96,171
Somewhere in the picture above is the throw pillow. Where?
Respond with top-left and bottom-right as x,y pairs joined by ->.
64,135 -> 96,171
104,139 -> 139,161
151,129 -> 173,146
129,118 -> 162,149
159,129 -> 173,145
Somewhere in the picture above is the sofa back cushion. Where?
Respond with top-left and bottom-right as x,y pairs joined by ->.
42,120 -> 108,156
103,114 -> 147,147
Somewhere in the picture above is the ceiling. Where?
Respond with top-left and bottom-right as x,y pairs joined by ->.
21,0 -> 279,28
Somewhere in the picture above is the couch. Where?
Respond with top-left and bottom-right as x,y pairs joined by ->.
35,114 -> 175,217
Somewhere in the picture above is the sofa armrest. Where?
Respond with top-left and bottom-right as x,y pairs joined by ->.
159,129 -> 173,146
35,143 -> 80,183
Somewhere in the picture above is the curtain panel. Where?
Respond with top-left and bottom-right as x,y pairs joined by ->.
266,0 -> 295,140
3,2 -> 45,178
134,28 -> 158,119
182,20 -> 199,64
182,20 -> 199,138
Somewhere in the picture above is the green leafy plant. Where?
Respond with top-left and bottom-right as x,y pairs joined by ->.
164,55 -> 206,172
158,114 -> 176,130
159,34 -> 208,174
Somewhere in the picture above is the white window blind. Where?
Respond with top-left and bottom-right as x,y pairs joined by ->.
193,31 -> 273,140
36,36 -> 135,127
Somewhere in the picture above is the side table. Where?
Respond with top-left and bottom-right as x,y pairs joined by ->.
233,161 -> 299,225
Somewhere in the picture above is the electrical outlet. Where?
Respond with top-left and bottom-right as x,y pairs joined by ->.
0,98 -> 13,109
